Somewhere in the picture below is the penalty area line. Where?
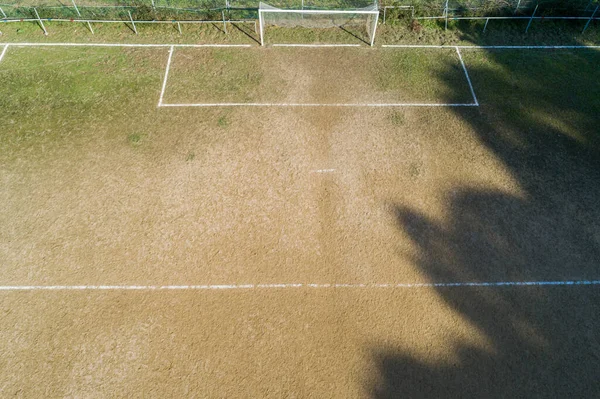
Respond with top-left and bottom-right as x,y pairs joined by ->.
158,45 -> 174,107
0,44 -> 9,63
159,103 -> 479,107
455,46 -> 479,106
0,280 -> 599,291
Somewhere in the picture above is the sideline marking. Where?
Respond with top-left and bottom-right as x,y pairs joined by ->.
159,103 -> 479,107
0,44 -> 8,63
158,45 -> 174,107
0,281 -> 599,291
0,42 -> 598,50
383,44 -> 600,49
0,42 -> 252,48
313,169 -> 336,173
455,46 -> 479,106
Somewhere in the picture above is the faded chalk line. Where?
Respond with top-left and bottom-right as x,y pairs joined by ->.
1,281 -> 599,291
383,44 -> 600,49
455,46 -> 479,106
1,42 -> 598,50
273,44 -> 362,47
159,103 -> 479,108
158,45 -> 174,107
0,42 -> 252,48
0,44 -> 9,63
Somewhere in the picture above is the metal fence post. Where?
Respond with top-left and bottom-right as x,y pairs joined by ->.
514,0 -> 522,14
585,0 -> 594,12
222,10 -> 227,33
71,0 -> 81,16
483,17 -> 489,32
258,9 -> 264,46
177,21 -> 182,34
444,0 -> 449,31
33,8 -> 48,35
582,5 -> 598,33
128,10 -> 137,34
525,4 -> 538,33
1,6 -> 7,18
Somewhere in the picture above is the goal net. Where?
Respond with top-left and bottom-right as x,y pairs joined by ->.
258,1 -> 380,46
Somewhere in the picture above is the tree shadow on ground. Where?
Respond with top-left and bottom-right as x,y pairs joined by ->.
370,48 -> 600,397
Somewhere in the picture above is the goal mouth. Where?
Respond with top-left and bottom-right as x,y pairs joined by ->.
258,1 -> 380,46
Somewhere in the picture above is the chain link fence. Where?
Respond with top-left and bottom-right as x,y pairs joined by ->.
0,0 -> 598,35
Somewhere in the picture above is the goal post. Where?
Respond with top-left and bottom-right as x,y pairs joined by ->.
258,2 -> 380,46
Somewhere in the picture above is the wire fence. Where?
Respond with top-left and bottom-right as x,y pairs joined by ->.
383,0 -> 599,33
0,0 -> 598,35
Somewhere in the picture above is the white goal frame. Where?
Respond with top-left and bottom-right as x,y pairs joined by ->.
258,4 -> 380,47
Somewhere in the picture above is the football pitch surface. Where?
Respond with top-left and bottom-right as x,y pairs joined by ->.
1,43 -> 600,396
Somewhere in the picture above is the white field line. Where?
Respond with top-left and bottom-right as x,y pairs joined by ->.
455,46 -> 479,106
159,103 -> 479,107
0,42 -> 252,48
158,45 -> 174,107
0,44 -> 8,63
260,9 -> 378,15
0,43 -> 598,50
273,44 -> 362,47
383,44 -> 600,49
313,169 -> 336,173
0,280 -> 599,291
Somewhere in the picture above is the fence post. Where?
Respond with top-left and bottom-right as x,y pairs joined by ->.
0,6 -> 7,18
151,0 -> 155,11
177,21 -> 182,34
33,7 -> 48,35
128,10 -> 137,34
585,0 -> 594,12
71,0 -> 81,16
444,0 -> 449,31
383,7 -> 386,24
514,0 -> 521,14
483,17 -> 489,32
582,5 -> 598,33
525,4 -> 538,33
258,9 -> 264,46
222,10 -> 227,34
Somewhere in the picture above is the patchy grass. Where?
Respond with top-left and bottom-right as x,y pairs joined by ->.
0,46 -> 167,161
217,115 -> 230,128
388,111 -> 406,126
0,15 -> 597,47
164,47 -> 473,104
1,39 -> 600,399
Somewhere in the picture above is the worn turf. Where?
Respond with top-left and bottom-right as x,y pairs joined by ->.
1,45 -> 599,397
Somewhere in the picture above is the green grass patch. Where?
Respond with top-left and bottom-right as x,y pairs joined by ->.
0,45 -> 167,159
462,49 -> 600,147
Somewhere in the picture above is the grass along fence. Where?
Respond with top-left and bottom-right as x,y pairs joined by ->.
0,0 -> 597,36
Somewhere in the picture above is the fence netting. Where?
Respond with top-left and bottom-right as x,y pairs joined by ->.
0,0 -> 597,24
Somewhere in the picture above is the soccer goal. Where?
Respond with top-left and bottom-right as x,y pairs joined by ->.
258,2 -> 380,46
